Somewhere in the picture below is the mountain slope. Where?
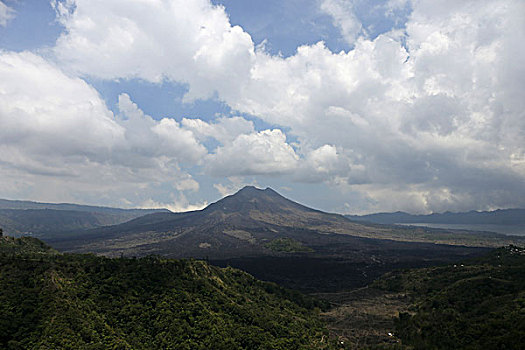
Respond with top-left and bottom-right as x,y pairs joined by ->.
48,186 -> 523,259
0,235 -> 58,255
0,237 -> 333,349
0,198 -> 169,237
0,198 -> 168,214
46,186 -> 393,257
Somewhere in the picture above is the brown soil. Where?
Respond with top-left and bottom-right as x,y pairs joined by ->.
314,287 -> 411,349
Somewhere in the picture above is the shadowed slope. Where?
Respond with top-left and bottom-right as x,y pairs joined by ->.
0,198 -> 169,237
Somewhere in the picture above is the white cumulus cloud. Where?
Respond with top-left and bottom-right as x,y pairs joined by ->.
182,116 -> 255,144
0,51 -> 206,208
52,0 -> 255,102
207,129 -> 299,176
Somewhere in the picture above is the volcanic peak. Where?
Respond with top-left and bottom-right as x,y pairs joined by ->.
205,186 -> 290,215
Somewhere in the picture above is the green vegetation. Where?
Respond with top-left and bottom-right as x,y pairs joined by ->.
0,236 -> 334,349
374,246 -> 525,349
0,235 -> 58,255
265,238 -> 314,253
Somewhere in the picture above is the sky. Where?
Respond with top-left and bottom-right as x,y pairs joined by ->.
0,0 -> 524,214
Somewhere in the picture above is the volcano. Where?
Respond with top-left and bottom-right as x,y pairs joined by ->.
46,186 -> 487,291
47,186 -> 399,258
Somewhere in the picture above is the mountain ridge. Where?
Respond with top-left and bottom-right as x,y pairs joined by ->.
0,198 -> 170,237
0,198 -> 170,214
346,208 -> 525,226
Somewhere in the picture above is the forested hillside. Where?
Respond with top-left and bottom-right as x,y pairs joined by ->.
0,236 -> 334,350
0,235 -> 58,255
374,246 -> 525,349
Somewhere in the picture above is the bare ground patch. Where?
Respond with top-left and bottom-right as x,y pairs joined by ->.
314,287 -> 411,349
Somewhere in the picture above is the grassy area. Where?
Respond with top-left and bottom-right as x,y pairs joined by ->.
265,238 -> 314,253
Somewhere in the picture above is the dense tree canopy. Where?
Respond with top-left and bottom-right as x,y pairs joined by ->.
375,246 -> 525,350
0,237 -> 333,349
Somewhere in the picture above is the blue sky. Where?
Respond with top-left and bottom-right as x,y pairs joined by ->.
0,0 -> 524,214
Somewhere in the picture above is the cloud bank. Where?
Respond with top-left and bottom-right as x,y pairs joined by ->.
0,51 -> 204,209
0,0 -> 524,213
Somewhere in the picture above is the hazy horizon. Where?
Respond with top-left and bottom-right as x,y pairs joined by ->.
1,188 -> 525,218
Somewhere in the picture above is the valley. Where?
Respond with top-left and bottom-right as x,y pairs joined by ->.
1,187 -> 524,349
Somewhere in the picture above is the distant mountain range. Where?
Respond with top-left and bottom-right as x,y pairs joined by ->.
346,209 -> 525,226
3,190 -> 524,251
0,198 -> 169,236
0,198 -> 170,214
